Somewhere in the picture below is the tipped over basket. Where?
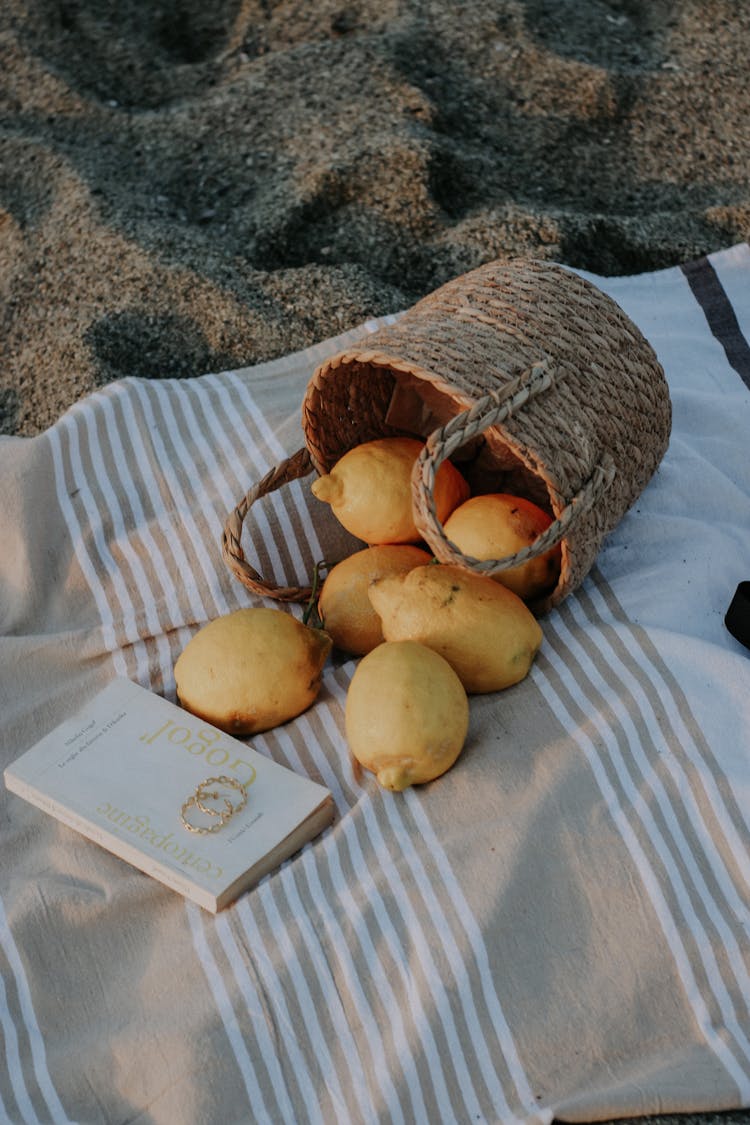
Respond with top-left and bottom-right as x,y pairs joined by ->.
222,258 -> 671,613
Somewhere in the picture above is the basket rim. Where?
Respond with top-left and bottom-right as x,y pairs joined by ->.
304,343 -> 568,512
304,347 -> 576,606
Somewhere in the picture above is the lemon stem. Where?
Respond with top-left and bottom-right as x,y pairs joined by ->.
302,559 -> 329,629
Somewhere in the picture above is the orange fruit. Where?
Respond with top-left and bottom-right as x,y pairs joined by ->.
443,493 -> 561,601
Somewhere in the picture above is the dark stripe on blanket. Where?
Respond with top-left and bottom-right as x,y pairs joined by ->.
682,255 -> 750,389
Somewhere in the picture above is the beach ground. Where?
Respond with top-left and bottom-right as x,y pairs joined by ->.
1,0 -> 749,437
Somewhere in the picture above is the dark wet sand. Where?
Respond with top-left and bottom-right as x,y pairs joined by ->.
1,0 -> 749,440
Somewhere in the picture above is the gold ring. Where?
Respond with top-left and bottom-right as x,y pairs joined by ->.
180,775 -> 248,835
180,793 -> 233,835
195,775 -> 248,818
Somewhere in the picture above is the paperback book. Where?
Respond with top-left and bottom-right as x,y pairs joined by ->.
4,677 -> 334,912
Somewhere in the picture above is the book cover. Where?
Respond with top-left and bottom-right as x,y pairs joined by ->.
4,677 -> 335,912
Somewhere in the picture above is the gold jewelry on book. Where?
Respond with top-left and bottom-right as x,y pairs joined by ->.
180,793 -> 233,834
195,775 -> 248,817
180,775 -> 248,834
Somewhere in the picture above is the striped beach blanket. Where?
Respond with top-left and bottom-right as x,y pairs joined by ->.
1,244 -> 749,1124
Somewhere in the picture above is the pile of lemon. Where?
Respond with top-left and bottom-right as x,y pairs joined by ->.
175,437 -> 561,793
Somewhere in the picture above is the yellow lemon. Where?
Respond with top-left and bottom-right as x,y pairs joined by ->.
368,563 -> 543,693
310,437 -> 469,544
443,493 -> 561,602
174,607 -> 332,735
345,641 -> 469,791
319,544 -> 432,656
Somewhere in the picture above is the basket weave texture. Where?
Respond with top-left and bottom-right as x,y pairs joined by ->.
223,258 -> 671,612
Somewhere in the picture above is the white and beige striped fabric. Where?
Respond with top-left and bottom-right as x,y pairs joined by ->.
1,244 -> 749,1125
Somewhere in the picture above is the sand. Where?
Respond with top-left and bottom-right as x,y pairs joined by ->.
1,0 -> 749,438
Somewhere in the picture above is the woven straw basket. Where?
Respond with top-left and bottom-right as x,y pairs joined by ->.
222,258 -> 671,613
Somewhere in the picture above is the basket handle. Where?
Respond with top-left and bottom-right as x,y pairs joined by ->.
412,360 -> 617,573
221,446 -> 315,602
